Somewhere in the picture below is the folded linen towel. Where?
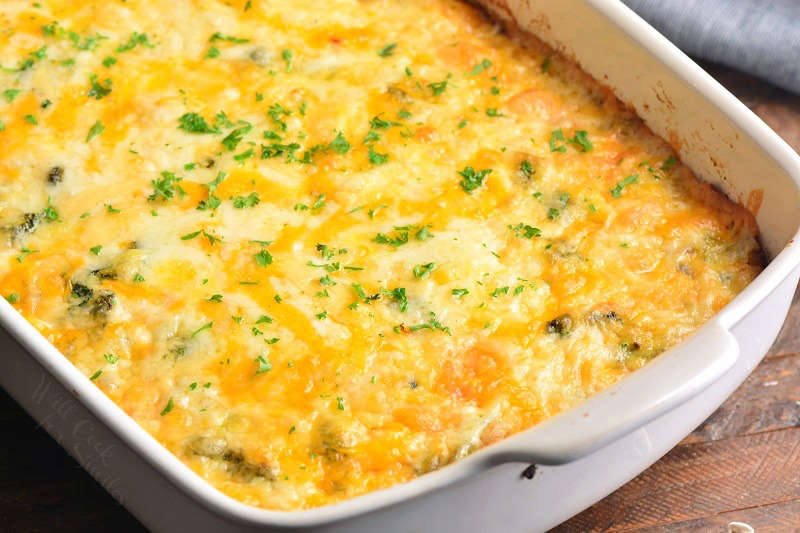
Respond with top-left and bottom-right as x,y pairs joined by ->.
622,0 -> 800,94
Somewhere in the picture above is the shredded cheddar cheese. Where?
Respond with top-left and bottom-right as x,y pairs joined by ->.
0,0 -> 763,510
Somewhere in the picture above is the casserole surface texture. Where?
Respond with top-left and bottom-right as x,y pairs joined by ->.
0,0 -> 763,510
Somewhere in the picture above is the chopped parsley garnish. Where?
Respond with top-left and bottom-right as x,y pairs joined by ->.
205,47 -> 220,59
16,246 -> 38,262
427,74 -> 452,96
133,273 -> 145,283
491,286 -> 509,297
571,130 -> 593,152
372,225 -> 432,247
610,174 -> 639,198
86,120 -> 105,142
520,160 -> 535,179
336,397 -> 345,410
396,312 -> 451,335
5,293 -> 19,304
367,146 -> 389,165
328,131 -> 351,154
117,32 -> 154,53
458,166 -> 492,193
319,274 -> 337,286
255,354 -> 272,375
549,129 -> 567,153
547,207 -> 560,220
209,32 -> 250,44
24,114 -> 38,125
281,49 -> 293,71
221,123 -> 253,151
159,397 -> 174,416
315,310 -> 328,320
509,223 -> 542,238
661,156 -> 678,172
232,192 -> 260,208
267,103 -> 291,131
149,171 -> 182,201
261,141 -> 300,161
105,204 -> 120,214
550,128 -> 593,152
255,315 -> 273,324
378,43 -> 397,57
89,245 -> 102,255
178,112 -> 218,134
389,287 -> 408,312
2,89 -> 20,103
206,294 -> 223,303
102,56 -> 117,68
254,249 -> 273,267
87,74 -> 112,99
234,148 -> 254,161
465,58 -> 492,76
191,321 -> 213,338
451,288 -> 469,298
485,108 -> 504,117
90,370 -> 103,381
197,172 -> 226,211
311,193 -> 326,211
412,262 -> 436,279
104,352 -> 119,364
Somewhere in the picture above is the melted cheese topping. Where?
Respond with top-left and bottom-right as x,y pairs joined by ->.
0,0 -> 763,510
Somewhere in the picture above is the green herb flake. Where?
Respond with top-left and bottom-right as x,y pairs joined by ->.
209,32 -> 250,44
191,321 -> 213,338
178,112 -> 218,134
160,397 -> 174,416
89,245 -> 102,255
3,89 -> 21,103
451,288 -> 469,298
86,120 -> 105,142
412,262 -> 436,279
367,145 -> 389,165
549,129 -> 567,153
222,123 -> 253,151
328,131 -> 351,154
458,166 -> 492,194
87,74 -> 112,99
465,58 -> 492,76
610,174 -> 639,198
378,43 -> 397,57
232,192 -> 260,208
255,354 -> 272,375
254,249 -> 273,267
281,48 -> 293,71
117,32 -> 154,53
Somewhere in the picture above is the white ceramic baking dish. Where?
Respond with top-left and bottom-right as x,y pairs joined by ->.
2,1 -> 799,531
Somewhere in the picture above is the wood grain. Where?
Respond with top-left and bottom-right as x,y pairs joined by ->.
556,427 -> 800,532
1,64 -> 799,532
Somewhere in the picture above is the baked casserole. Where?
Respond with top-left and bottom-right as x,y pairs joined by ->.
0,0 -> 763,510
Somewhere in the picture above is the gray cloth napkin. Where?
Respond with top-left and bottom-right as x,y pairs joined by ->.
622,0 -> 800,94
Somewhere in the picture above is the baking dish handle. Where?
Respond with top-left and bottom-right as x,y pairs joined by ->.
495,322 -> 739,465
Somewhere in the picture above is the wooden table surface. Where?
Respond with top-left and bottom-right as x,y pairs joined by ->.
1,64 -> 799,533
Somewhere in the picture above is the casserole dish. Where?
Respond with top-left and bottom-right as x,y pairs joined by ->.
1,0 -> 799,531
